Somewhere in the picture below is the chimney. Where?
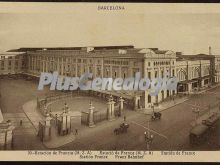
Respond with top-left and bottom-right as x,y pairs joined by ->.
209,46 -> 212,55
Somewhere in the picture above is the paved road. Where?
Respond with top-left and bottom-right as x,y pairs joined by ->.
0,78 -> 219,150
60,88 -> 220,150
0,78 -> 51,150
0,79 -> 52,113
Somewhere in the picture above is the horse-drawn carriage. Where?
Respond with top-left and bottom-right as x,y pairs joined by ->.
114,123 -> 129,135
151,112 -> 162,120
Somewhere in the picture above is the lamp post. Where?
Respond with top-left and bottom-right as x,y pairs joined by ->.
144,118 -> 154,150
192,103 -> 200,125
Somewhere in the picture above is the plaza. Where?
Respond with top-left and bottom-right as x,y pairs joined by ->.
0,77 -> 219,150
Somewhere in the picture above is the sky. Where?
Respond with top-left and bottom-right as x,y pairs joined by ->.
1,3 -> 220,54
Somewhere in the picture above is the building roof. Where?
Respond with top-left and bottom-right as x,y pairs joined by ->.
177,54 -> 214,61
0,52 -> 25,55
147,48 -> 169,54
7,45 -> 134,52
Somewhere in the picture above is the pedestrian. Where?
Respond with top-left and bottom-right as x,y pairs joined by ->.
124,116 -> 126,122
55,114 -> 58,126
20,120 -> 23,126
144,131 -> 147,141
75,129 -> 78,135
173,96 -> 175,104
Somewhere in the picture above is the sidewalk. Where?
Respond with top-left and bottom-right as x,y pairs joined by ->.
190,83 -> 220,95
22,100 -> 78,149
140,84 -> 220,115
22,99 -> 138,149
22,100 -> 43,131
140,96 -> 189,115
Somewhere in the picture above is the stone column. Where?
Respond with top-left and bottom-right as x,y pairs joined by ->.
111,96 -> 115,120
75,62 -> 78,77
62,109 -> 67,134
201,79 -> 205,87
44,113 -> 52,141
188,83 -> 192,93
110,66 -> 113,78
119,67 -> 122,78
107,97 -> 112,120
134,96 -> 139,110
62,103 -> 71,134
101,59 -> 104,78
88,101 -> 95,127
107,95 -> 115,121
119,96 -> 124,116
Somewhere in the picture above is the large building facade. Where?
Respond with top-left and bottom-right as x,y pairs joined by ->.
1,45 -> 220,109
0,52 -> 26,75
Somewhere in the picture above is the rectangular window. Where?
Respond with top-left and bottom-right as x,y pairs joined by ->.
148,95 -> 151,103
161,70 -> 164,78
155,71 -> 158,78
15,61 -> 18,69
1,61 -> 4,70
148,72 -> 151,79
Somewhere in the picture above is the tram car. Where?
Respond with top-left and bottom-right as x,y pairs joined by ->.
189,124 -> 209,145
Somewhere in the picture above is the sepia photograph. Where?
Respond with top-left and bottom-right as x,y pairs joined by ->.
0,2 -> 219,162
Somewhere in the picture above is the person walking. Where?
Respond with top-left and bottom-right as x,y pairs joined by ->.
75,129 -> 78,135
124,116 -> 126,122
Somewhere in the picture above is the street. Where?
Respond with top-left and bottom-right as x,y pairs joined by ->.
0,78 -> 219,150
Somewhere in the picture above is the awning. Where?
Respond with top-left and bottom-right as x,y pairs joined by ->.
178,79 -> 198,84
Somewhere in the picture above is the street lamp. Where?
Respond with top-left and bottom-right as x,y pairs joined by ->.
144,120 -> 154,150
192,104 -> 200,125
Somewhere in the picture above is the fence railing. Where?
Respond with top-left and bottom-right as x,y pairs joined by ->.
94,111 -> 108,124
37,90 -> 124,126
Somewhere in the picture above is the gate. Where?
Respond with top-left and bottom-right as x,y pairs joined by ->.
94,111 -> 108,124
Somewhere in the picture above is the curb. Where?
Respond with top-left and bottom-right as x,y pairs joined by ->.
140,98 -> 189,115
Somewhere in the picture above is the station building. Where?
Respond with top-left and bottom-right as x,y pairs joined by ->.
1,45 -> 220,109
0,52 -> 26,75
